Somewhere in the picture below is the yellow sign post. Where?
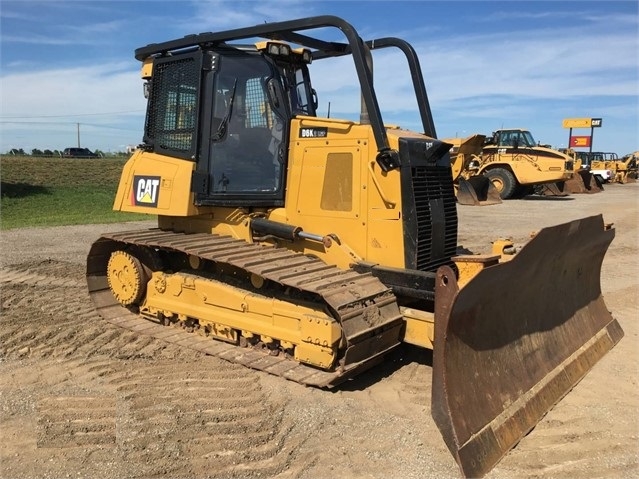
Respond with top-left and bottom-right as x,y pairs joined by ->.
562,118 -> 603,128
563,118 -> 591,128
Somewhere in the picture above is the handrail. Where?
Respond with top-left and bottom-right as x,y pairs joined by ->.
368,161 -> 396,207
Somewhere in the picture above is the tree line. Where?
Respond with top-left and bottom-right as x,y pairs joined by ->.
4,148 -> 129,157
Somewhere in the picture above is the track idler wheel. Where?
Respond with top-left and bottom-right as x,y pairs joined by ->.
107,250 -> 149,306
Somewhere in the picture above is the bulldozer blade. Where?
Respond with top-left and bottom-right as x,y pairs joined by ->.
431,214 -> 623,478
456,177 -> 502,206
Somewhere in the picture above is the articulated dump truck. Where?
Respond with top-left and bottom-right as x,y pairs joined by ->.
86,16 -> 623,478
479,129 -> 575,198
444,130 -> 596,202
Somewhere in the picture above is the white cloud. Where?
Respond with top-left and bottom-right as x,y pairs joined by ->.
1,2 -> 636,153
2,62 -> 143,116
1,61 -> 145,151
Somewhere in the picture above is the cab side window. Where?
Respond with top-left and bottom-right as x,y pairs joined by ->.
209,56 -> 285,194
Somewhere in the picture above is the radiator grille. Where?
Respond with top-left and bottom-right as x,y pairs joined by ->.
410,166 -> 458,272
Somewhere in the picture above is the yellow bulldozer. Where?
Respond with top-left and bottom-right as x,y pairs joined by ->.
86,16 -> 623,478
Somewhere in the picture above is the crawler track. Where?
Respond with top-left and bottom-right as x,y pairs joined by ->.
87,229 -> 404,388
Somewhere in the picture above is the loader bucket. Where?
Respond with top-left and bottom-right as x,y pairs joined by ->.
564,170 -> 604,194
536,181 -> 570,196
456,177 -> 502,206
431,214 -> 623,478
585,171 -> 605,191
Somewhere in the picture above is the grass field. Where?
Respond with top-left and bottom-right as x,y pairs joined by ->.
1,155 -> 149,229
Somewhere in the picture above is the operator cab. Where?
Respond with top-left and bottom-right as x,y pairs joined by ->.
142,41 -> 316,207
487,129 -> 537,148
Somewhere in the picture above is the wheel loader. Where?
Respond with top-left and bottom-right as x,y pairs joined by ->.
443,134 -> 502,206
86,16 -> 623,478
617,152 -> 639,183
585,151 -> 637,184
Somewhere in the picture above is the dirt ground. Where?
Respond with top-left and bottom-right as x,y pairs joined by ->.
1,183 -> 637,479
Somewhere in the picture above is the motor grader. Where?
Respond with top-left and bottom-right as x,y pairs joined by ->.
86,16 -> 623,478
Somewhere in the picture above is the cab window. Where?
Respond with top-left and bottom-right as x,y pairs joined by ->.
209,54 -> 286,195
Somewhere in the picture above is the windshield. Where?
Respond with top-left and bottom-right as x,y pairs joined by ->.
497,130 -> 536,147
520,131 -> 536,147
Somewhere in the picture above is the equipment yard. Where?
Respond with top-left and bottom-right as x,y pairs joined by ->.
1,182 -> 637,479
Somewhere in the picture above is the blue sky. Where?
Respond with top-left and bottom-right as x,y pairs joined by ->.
1,1 -> 637,155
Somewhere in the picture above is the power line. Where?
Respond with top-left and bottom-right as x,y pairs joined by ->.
1,120 -> 140,131
0,110 -> 144,119
1,120 -> 77,125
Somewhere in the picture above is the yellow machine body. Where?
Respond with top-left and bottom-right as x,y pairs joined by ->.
482,145 -> 572,184
115,119 -> 425,272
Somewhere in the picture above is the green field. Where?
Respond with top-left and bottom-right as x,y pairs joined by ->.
1,155 -> 149,230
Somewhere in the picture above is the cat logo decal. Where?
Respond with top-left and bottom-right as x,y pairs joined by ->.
132,175 -> 160,207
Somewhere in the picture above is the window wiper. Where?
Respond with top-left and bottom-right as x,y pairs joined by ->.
211,78 -> 237,143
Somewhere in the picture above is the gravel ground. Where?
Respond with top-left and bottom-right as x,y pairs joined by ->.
1,183 -> 637,479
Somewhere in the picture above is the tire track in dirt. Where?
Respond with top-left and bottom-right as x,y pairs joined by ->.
112,363 -> 295,478
37,396 -> 117,448
0,261 -> 192,361
0,260 -> 300,478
